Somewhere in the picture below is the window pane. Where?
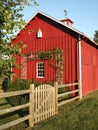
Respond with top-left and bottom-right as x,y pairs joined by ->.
37,62 -> 44,78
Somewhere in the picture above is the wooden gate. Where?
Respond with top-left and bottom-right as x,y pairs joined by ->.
31,83 -> 58,125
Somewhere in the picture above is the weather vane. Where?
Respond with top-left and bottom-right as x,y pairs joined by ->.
64,10 -> 67,18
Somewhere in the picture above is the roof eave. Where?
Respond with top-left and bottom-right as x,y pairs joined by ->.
36,11 -> 97,46
13,11 -> 98,47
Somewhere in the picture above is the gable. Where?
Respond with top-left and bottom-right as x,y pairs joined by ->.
12,14 -> 77,54
12,11 -> 98,50
14,14 -> 77,40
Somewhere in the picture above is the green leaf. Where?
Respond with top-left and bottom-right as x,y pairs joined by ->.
0,0 -> 39,79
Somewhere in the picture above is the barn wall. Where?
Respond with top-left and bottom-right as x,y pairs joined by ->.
25,36 -> 78,84
81,40 -> 98,96
12,14 -> 79,84
12,37 -> 78,83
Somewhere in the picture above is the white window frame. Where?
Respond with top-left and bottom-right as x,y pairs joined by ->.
37,28 -> 42,38
36,62 -> 44,78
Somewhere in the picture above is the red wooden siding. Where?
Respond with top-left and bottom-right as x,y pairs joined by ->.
26,36 -> 78,84
82,40 -> 98,95
12,12 -> 98,96
12,13 -> 78,84
13,36 -> 78,84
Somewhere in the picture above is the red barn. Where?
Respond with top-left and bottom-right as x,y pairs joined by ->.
12,11 -> 98,96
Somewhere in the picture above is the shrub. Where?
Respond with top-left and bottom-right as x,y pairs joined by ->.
6,78 -> 31,107
7,78 -> 31,91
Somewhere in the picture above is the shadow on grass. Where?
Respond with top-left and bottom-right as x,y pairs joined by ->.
0,98 -> 29,129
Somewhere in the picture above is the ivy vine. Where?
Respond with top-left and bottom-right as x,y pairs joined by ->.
26,49 -> 64,84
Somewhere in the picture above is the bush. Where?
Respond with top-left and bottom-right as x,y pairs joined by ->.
6,78 -> 44,106
7,78 -> 31,91
6,78 -> 54,106
6,78 -> 31,107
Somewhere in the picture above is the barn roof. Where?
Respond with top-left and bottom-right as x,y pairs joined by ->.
17,11 -> 98,47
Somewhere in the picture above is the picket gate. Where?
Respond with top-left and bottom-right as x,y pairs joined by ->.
31,82 -> 58,125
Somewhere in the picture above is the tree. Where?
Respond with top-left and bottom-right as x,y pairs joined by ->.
0,0 -> 38,80
93,30 -> 98,44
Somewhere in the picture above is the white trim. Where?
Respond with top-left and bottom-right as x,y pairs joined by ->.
25,11 -> 97,46
36,62 -> 44,78
12,10 -> 97,46
78,35 -> 82,99
27,10 -> 84,36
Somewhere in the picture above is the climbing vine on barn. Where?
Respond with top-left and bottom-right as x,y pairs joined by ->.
24,49 -> 64,84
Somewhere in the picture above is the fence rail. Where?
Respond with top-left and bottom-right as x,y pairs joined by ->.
58,89 -> 79,98
58,82 -> 80,107
0,81 -> 81,129
0,83 -> 58,129
0,89 -> 30,98
0,103 -> 30,116
58,82 -> 79,88
0,115 -> 30,130
0,89 -> 31,130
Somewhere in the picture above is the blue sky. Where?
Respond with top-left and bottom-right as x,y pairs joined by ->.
22,0 -> 98,39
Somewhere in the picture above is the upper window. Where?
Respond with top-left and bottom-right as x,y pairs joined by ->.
37,28 -> 42,38
37,62 -> 44,78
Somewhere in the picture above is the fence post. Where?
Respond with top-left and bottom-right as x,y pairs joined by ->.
54,82 -> 58,114
78,80 -> 82,100
29,84 -> 34,127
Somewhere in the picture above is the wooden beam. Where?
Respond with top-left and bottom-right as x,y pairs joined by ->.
58,82 -> 79,89
58,96 -> 79,107
29,84 -> 34,127
0,89 -> 30,98
0,103 -> 30,115
54,82 -> 58,114
58,89 -> 79,98
0,115 -> 30,130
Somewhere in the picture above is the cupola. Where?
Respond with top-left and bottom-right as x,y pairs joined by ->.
61,19 -> 73,27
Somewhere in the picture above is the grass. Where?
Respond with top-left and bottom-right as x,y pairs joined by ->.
0,98 -> 28,130
0,90 -> 98,130
32,90 -> 98,130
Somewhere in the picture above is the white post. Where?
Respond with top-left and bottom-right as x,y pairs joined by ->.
78,35 -> 82,99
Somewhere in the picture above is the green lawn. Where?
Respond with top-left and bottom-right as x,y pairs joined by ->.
33,90 -> 98,130
0,90 -> 98,130
0,98 -> 28,130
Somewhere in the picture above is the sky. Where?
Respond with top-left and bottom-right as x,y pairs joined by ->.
22,0 -> 98,39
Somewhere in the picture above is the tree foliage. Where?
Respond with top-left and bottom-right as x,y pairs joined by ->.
0,0 -> 38,79
93,30 -> 98,44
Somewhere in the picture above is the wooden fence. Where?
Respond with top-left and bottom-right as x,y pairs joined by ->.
58,82 -> 81,107
0,89 -> 30,130
0,81 -> 81,129
0,82 -> 58,130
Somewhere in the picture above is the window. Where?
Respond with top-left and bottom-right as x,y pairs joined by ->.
37,28 -> 42,38
37,62 -> 44,78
